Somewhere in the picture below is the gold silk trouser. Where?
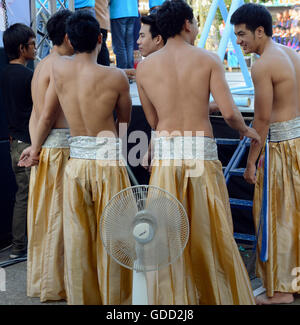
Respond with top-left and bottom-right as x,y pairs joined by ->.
27,129 -> 70,302
63,136 -> 132,305
146,136 -> 255,305
253,117 -> 300,297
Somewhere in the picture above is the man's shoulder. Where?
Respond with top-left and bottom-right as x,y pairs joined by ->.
251,56 -> 271,76
95,64 -> 126,78
52,55 -> 73,75
96,65 -> 128,87
54,54 -> 73,67
187,46 -> 221,67
187,48 -> 223,73
135,50 -> 162,72
34,56 -> 53,74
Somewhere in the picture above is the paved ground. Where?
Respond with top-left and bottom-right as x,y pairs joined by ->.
0,246 -> 66,305
0,244 -> 299,306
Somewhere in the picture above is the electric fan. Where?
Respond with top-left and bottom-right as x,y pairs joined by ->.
100,185 -> 189,305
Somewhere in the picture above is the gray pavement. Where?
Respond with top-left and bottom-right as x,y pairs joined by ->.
0,244 -> 299,305
0,246 -> 66,305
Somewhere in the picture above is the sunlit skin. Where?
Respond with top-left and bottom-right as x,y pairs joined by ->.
234,24 -> 261,55
233,22 -> 300,306
136,16 -> 260,162
137,23 -> 164,57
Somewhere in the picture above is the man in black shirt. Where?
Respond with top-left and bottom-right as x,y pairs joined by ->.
0,23 -> 36,258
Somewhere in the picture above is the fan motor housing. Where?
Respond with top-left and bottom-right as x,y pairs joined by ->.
132,210 -> 157,244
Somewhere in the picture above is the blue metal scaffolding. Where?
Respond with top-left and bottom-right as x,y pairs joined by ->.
198,0 -> 254,95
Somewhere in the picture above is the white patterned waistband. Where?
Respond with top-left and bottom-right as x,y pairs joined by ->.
269,116 -> 300,142
153,136 -> 218,160
42,129 -> 70,148
69,136 -> 123,160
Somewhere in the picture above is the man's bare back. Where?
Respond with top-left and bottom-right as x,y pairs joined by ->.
252,42 -> 300,123
53,55 -> 131,137
137,37 -> 256,141
137,43 -> 214,136
31,53 -> 68,129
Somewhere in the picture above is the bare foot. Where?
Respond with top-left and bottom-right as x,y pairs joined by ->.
255,292 -> 294,305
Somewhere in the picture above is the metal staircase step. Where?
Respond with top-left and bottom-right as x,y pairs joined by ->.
228,168 -> 245,176
229,198 -> 253,210
215,138 -> 250,146
234,232 -> 256,242
217,132 -> 255,243
215,138 -> 240,145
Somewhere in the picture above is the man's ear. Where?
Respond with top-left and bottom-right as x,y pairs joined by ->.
18,44 -> 25,57
183,19 -> 192,32
64,34 -> 72,47
155,34 -> 163,45
256,26 -> 265,38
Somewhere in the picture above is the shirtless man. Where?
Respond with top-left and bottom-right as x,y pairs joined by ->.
231,3 -> 300,305
136,0 -> 260,305
18,9 -> 73,302
52,10 -> 132,305
137,12 -> 218,169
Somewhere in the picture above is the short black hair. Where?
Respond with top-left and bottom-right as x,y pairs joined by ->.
3,23 -> 35,61
66,10 -> 101,53
46,9 -> 73,46
230,3 -> 273,37
141,13 -> 166,44
156,0 -> 194,40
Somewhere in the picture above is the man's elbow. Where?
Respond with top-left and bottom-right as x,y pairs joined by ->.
222,110 -> 237,122
255,115 -> 270,126
40,112 -> 56,128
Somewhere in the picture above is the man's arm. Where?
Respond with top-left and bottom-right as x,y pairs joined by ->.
18,108 -> 39,166
115,70 -> 132,136
19,74 -> 60,167
31,75 -> 60,155
136,61 -> 158,130
244,62 -> 273,184
209,54 -> 259,142
29,108 -> 37,140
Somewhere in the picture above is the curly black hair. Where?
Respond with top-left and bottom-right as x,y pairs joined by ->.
156,0 -> 194,41
46,9 -> 73,46
66,10 -> 101,53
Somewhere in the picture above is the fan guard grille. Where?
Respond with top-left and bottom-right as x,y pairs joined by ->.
100,185 -> 189,272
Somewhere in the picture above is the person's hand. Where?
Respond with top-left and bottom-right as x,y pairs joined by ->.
240,126 -> 261,145
18,146 -> 40,167
244,163 -> 257,184
124,69 -> 136,82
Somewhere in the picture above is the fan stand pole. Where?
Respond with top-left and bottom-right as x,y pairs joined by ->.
132,269 -> 148,305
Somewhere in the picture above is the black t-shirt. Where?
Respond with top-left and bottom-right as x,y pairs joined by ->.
0,63 -> 33,143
